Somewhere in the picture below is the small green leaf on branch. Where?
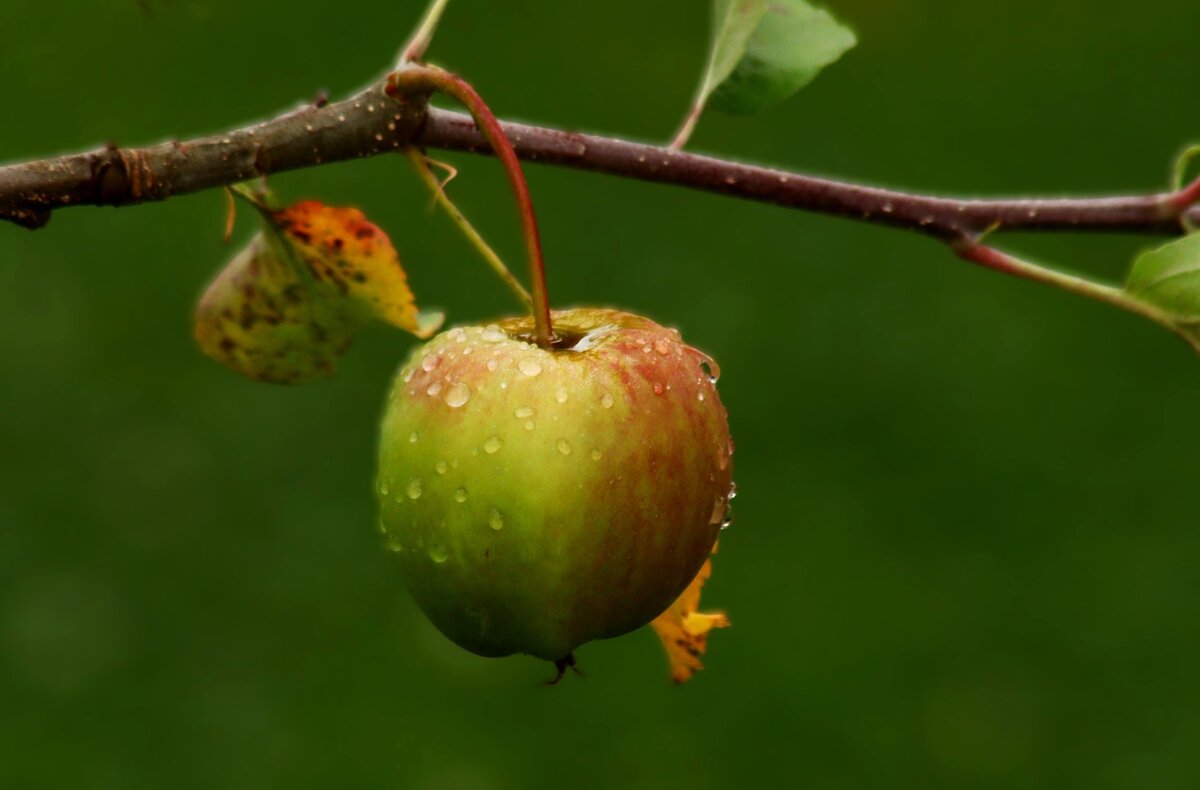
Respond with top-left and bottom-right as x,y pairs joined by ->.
710,0 -> 856,115
703,0 -> 772,105
672,0 -> 855,147
1125,233 -> 1200,352
672,0 -> 769,148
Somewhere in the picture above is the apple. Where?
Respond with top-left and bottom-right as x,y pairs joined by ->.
376,307 -> 734,668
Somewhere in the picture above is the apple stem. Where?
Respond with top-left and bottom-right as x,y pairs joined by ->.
388,66 -> 553,348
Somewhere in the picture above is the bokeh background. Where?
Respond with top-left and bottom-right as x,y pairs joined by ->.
3,1 -> 1200,787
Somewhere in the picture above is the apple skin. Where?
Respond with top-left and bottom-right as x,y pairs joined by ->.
376,307 -> 733,662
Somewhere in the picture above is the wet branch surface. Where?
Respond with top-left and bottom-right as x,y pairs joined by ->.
1,76 -> 1197,241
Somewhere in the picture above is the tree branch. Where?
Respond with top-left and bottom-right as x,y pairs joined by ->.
0,81 -> 428,229
1,76 -> 1197,241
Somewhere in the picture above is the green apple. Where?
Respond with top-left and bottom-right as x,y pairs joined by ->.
376,307 -> 734,665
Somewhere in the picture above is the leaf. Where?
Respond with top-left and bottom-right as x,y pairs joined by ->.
1124,233 -> 1200,351
709,0 -> 857,116
1126,233 -> 1200,314
194,200 -> 441,384
672,0 -> 770,147
269,201 -> 439,337
650,548 -> 730,684
194,233 -> 358,384
701,0 -> 771,109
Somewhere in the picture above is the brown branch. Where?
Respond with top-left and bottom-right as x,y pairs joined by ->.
1,77 -> 1197,240
0,81 -> 428,229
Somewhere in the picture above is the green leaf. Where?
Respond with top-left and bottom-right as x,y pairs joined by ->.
709,0 -> 856,116
700,0 -> 771,108
1125,233 -> 1200,350
1126,234 -> 1200,312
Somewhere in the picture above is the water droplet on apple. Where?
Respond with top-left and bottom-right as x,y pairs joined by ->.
488,508 -> 505,530
696,355 -> 721,383
483,436 -> 504,454
428,542 -> 449,563
524,420 -> 535,431
654,339 -> 671,355
569,325 -> 617,351
486,358 -> 499,372
698,391 -> 706,401
403,367 -> 415,383
462,346 -> 473,355
514,406 -> 535,419
728,481 -> 737,500
409,432 -> 419,444
406,478 -> 423,500
600,393 -> 614,409
443,381 -> 471,408
590,447 -> 603,460
555,386 -> 568,403
557,438 -> 572,455
564,324 -> 614,350
518,357 -> 542,377
481,325 -> 506,342
709,495 -> 725,525
421,354 -> 441,372
426,381 -> 443,397
378,480 -> 390,496
499,381 -> 508,390
454,487 -> 468,502
652,382 -> 664,395
435,460 -> 448,474
385,532 -> 403,552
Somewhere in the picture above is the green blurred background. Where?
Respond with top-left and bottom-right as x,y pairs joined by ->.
3,1 -> 1200,787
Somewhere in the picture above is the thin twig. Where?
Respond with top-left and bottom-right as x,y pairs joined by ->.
405,147 -> 532,307
951,240 -> 1198,353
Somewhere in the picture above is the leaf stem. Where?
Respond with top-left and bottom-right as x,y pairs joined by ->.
400,0 -> 452,64
404,147 -> 532,308
1168,175 -> 1200,219
669,103 -> 705,151
387,66 -> 553,347
951,239 -> 1194,350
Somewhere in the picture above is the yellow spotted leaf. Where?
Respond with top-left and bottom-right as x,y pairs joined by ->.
269,201 -> 440,336
194,233 -> 357,384
194,197 -> 442,384
651,548 -> 730,684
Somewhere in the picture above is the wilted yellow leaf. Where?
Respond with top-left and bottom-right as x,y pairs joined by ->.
650,547 -> 729,684
194,233 -> 356,384
194,198 -> 441,384
270,201 -> 439,336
